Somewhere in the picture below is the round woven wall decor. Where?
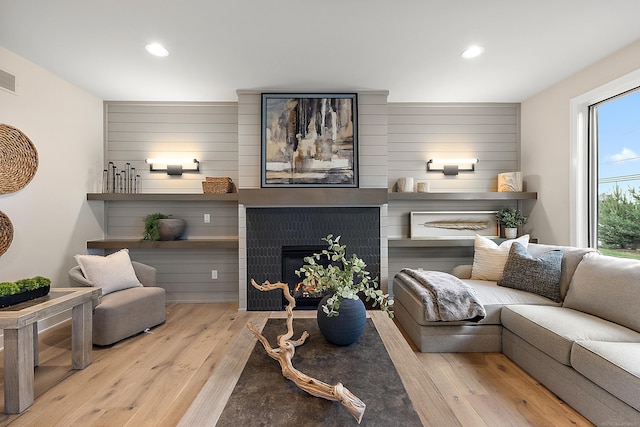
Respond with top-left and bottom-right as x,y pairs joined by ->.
0,124 -> 39,194
0,210 -> 13,257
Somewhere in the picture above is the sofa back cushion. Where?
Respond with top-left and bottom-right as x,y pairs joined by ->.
564,252 -> 640,332
527,243 -> 596,300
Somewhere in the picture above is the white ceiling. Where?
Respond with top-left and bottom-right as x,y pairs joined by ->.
2,0 -> 640,103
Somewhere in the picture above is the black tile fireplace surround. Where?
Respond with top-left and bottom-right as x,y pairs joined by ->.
246,207 -> 380,311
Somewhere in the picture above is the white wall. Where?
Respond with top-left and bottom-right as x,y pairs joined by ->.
521,39 -> 640,245
0,46 -> 104,287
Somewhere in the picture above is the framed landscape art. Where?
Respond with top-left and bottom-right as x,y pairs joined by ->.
261,93 -> 358,187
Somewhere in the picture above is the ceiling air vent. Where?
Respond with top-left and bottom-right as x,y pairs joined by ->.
0,69 -> 16,93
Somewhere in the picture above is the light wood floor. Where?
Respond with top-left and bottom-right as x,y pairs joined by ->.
0,303 -> 593,426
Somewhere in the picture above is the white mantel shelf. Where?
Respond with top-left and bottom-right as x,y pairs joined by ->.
238,188 -> 388,206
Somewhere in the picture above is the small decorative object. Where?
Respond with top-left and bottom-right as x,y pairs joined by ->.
0,210 -> 14,257
416,181 -> 430,192
295,235 -> 393,346
103,161 -> 140,193
202,176 -> 233,194
498,172 -> 523,192
247,279 -> 366,423
396,177 -> 414,192
0,276 -> 51,308
410,211 -> 499,240
0,124 -> 39,194
142,213 -> 186,241
495,207 -> 528,238
261,93 -> 358,188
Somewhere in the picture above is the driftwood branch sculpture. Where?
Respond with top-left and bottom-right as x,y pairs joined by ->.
246,279 -> 366,424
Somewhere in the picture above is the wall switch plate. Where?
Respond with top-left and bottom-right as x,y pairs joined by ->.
204,213 -> 210,223
211,270 -> 218,280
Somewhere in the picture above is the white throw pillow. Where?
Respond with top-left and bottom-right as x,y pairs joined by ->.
74,249 -> 142,295
471,234 -> 530,281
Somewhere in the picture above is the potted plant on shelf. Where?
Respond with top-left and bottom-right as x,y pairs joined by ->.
496,207 -> 528,239
295,234 -> 393,346
0,276 -> 51,308
142,213 -> 186,241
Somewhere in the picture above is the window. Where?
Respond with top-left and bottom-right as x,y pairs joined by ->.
570,68 -> 640,248
588,88 -> 640,258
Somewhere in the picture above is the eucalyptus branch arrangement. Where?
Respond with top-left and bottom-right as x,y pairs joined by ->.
295,234 -> 393,318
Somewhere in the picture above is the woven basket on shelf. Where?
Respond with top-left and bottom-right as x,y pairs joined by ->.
202,177 -> 233,194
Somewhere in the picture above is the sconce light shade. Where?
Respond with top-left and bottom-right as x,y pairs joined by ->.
145,158 -> 200,176
427,158 -> 478,176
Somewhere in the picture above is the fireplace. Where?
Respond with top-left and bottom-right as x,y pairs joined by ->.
246,207 -> 380,311
281,245 -> 329,310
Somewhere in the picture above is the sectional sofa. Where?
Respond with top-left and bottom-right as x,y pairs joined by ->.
393,240 -> 640,426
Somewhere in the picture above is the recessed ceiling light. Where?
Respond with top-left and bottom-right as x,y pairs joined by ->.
145,43 -> 169,57
461,45 -> 484,59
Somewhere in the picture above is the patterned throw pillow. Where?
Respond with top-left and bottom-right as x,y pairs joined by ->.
471,234 -> 530,281
498,242 -> 563,302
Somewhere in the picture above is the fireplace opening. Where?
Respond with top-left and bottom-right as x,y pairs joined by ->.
282,245 -> 329,310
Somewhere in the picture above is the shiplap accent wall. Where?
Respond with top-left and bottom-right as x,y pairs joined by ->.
105,102 -> 238,192
387,103 -> 520,192
236,90 -> 388,189
101,99 -> 522,304
386,103 -> 521,289
236,90 -> 389,310
103,102 -> 239,303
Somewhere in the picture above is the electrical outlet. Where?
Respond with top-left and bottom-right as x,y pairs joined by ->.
211,270 -> 218,280
204,213 -> 210,223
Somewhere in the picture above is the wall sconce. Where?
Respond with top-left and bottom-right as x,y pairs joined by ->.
427,158 -> 478,176
145,158 -> 200,176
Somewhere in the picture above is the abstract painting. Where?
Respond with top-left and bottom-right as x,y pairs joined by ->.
261,93 -> 358,187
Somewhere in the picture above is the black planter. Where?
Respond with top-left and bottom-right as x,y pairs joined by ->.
317,295 -> 366,346
0,285 -> 50,308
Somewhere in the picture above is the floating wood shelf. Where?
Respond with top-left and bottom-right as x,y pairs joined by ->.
87,193 -> 238,201
87,238 -> 239,250
387,192 -> 537,201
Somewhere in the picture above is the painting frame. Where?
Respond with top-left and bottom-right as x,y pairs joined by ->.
410,211 -> 499,240
261,93 -> 358,188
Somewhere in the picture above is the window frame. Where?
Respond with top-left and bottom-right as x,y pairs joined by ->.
570,68 -> 640,247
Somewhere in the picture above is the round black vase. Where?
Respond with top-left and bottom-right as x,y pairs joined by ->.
317,295 -> 366,346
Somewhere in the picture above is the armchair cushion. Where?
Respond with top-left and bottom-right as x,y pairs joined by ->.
74,249 -> 142,295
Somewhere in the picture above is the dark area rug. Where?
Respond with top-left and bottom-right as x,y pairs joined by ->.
217,318 -> 422,426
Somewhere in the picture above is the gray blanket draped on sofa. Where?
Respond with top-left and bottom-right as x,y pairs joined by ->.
399,268 -> 486,322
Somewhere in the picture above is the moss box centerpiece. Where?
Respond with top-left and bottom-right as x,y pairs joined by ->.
295,234 -> 393,345
0,276 -> 51,308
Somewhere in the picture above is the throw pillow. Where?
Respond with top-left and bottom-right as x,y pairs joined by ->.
74,249 -> 142,295
471,234 -> 530,281
497,242 -> 563,302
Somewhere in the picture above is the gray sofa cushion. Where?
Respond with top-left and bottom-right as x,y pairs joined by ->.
394,274 -> 559,326
502,305 -> 640,365
571,341 -> 640,412
498,242 -> 563,302
564,252 -> 640,333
